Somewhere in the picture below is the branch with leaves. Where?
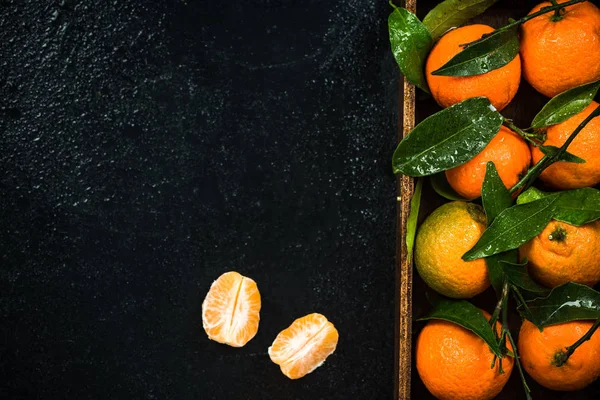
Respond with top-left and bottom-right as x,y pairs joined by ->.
388,0 -> 600,399
392,2 -> 600,397
389,0 -> 589,91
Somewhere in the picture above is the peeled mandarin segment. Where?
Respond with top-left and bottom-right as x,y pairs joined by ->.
281,324 -> 339,379
268,313 -> 329,365
268,313 -> 339,379
202,271 -> 261,347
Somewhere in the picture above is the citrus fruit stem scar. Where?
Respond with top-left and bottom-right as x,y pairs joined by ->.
548,0 -> 566,22
548,225 -> 567,241
552,317 -> 600,367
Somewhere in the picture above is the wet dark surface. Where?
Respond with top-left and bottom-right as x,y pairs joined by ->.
0,0 -> 398,399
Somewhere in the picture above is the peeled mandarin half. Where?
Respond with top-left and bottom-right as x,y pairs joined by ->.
268,313 -> 339,379
202,271 -> 261,347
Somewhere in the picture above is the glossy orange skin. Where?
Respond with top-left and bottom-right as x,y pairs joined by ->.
445,125 -> 531,200
519,319 -> 600,391
425,24 -> 521,110
520,0 -> 600,98
519,220 -> 600,288
416,310 -> 514,400
531,101 -> 600,189
415,202 -> 489,298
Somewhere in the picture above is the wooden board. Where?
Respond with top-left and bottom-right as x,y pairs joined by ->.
396,1 -> 600,399
396,0 -> 416,397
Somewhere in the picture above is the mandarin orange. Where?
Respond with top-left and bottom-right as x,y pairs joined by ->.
416,309 -> 513,400
520,0 -> 600,97
519,219 -> 600,287
531,101 -> 600,190
425,24 -> 521,110
445,125 -> 530,200
415,201 -> 489,298
518,319 -> 600,391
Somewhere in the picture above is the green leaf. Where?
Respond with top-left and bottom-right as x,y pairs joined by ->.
554,187 -> 600,226
499,260 -> 549,294
517,187 -> 600,226
463,194 -> 560,260
516,187 -> 548,205
430,172 -> 466,200
417,297 -> 502,356
524,283 -> 600,328
513,287 -> 535,321
480,162 -> 515,295
431,26 -> 519,77
531,79 -> 600,129
392,97 -> 503,176
423,0 -> 500,41
406,179 -> 423,264
486,251 -> 515,296
518,288 -> 546,303
539,145 -> 585,164
481,162 -> 513,224
388,6 -> 433,92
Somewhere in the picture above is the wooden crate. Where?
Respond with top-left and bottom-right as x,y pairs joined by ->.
396,1 -> 600,399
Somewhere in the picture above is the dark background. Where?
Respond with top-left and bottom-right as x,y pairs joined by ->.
0,0 -> 399,399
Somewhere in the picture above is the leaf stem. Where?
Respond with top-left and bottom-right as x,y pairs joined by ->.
548,0 -> 565,21
498,330 -> 505,374
499,290 -> 532,399
506,330 -> 532,400
489,286 -> 532,399
501,291 -> 508,327
511,286 -> 533,320
488,281 -> 511,375
490,281 -> 508,327
554,317 -> 600,367
497,296 -> 509,374
504,119 -> 543,146
464,0 -> 586,47
509,103 -> 600,195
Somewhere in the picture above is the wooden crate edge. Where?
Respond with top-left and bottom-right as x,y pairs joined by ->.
397,1 -> 416,399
